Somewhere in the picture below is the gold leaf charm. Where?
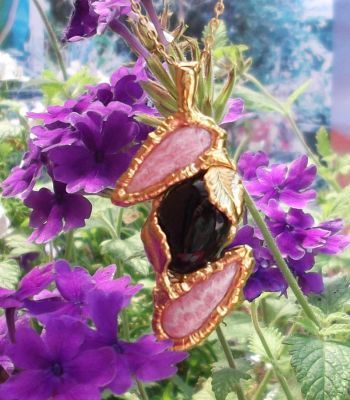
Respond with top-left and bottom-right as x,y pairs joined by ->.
204,166 -> 244,225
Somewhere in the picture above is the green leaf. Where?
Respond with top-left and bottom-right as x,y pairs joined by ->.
316,127 -> 332,159
286,79 -> 312,107
309,276 -> 350,315
286,336 -> 350,400
212,368 -> 250,400
234,85 -> 284,114
202,21 -> 229,50
5,234 -> 40,258
101,234 -> 150,275
213,69 -> 235,123
249,327 -> 284,360
0,260 -> 21,290
320,324 -> 350,340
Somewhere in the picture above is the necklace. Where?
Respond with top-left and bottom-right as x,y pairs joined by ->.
112,1 -> 254,350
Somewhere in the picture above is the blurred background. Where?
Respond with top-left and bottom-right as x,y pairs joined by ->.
0,0 -> 349,154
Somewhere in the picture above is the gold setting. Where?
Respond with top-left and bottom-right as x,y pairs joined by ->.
112,63 -> 231,206
152,246 -> 254,351
112,62 -> 255,350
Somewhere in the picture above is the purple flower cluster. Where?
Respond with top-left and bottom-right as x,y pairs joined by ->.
236,151 -> 350,300
1,61 -> 153,243
0,261 -> 187,399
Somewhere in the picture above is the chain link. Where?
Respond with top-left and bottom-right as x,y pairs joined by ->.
129,0 -> 225,65
202,0 -> 225,59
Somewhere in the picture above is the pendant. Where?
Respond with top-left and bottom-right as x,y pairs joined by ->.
112,62 -> 254,350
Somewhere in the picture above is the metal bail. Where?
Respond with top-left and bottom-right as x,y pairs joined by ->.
175,62 -> 200,113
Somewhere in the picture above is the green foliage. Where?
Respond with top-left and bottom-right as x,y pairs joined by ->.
37,68 -> 97,104
309,276 -> 350,316
0,259 -> 21,290
249,327 -> 284,361
101,234 -> 151,276
286,79 -> 312,108
4,233 -> 40,258
202,21 -> 229,51
286,336 -> 350,400
211,368 -> 249,400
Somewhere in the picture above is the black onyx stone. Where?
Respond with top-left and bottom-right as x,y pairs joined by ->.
157,176 -> 231,274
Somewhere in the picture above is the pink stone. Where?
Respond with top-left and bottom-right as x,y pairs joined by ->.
128,126 -> 212,193
161,263 -> 238,338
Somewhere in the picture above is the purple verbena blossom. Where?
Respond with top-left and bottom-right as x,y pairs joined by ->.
221,98 -> 247,125
24,181 -> 92,243
87,290 -> 187,394
229,225 -> 287,300
266,201 -> 334,260
244,154 -> 317,209
0,317 -> 115,400
0,263 -> 53,310
48,107 -> 147,193
238,151 -> 269,180
26,260 -> 141,321
1,142 -> 44,199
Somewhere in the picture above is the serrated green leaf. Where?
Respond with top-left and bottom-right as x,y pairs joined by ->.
212,368 -> 250,400
0,260 -> 21,289
249,327 -> 283,360
286,79 -> 312,107
316,127 -> 332,159
193,378 -> 238,400
286,336 -> 350,400
309,275 -> 350,315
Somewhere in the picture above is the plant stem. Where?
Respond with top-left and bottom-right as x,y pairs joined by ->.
32,0 -> 68,80
136,379 -> 150,400
64,230 -> 74,261
244,191 -> 320,328
216,325 -> 247,400
109,19 -> 149,59
244,73 -> 341,191
252,369 -> 273,400
141,0 -> 168,46
114,208 -> 148,400
251,303 -> 294,400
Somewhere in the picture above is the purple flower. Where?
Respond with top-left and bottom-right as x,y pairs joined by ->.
0,317 -> 115,400
245,155 -> 317,209
49,107 -> 147,193
221,98 -> 245,125
87,290 -> 187,394
265,201 -> 329,260
316,219 -> 350,255
230,226 -> 287,300
63,0 -> 100,42
238,151 -> 269,180
24,181 -> 92,243
26,260 -> 141,320
1,142 -> 43,199
297,272 -> 324,295
92,0 -> 133,34
0,263 -> 53,309
27,95 -> 92,125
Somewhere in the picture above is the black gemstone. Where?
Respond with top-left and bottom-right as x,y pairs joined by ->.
157,176 -> 231,274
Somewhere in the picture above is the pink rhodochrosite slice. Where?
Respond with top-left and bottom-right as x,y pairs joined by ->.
128,126 -> 212,192
162,263 -> 238,338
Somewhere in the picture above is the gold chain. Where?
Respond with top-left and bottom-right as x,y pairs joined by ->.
129,0 -> 225,65
202,0 -> 225,59
129,0 -> 177,65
